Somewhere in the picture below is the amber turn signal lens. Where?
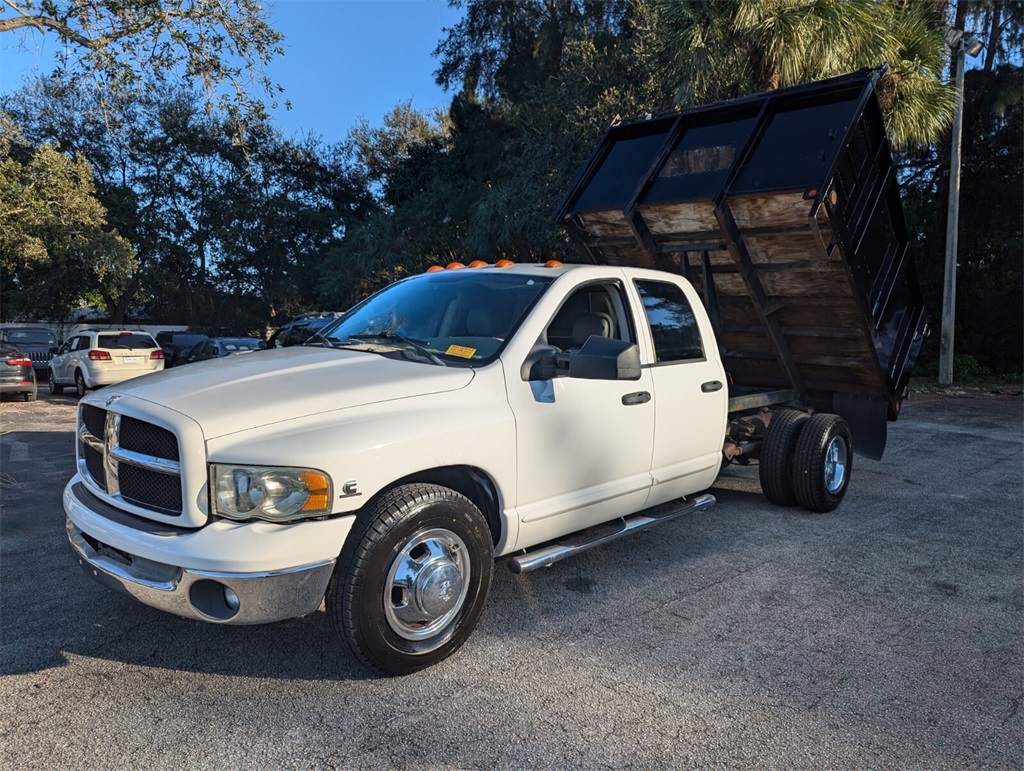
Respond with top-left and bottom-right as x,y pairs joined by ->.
300,471 -> 331,511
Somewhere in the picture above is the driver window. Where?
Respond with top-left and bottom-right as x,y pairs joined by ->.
544,283 -> 631,351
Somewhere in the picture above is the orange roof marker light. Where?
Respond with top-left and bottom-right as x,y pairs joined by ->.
468,260 -> 489,268
543,260 -> 564,268
446,261 -> 466,270
426,265 -> 444,273
494,260 -> 515,268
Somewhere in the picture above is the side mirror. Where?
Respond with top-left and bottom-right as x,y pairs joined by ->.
258,341 -> 268,350
567,337 -> 641,381
50,346 -> 59,354
521,345 -> 560,381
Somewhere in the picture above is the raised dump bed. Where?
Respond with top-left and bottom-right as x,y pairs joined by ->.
554,68 -> 928,458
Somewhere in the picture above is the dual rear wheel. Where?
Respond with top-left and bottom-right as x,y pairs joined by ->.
759,411 -> 852,513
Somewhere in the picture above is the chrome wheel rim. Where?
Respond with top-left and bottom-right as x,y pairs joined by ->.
384,528 -> 470,642
824,435 -> 848,494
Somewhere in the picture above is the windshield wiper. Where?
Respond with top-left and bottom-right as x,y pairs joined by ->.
306,332 -> 341,348
348,333 -> 447,367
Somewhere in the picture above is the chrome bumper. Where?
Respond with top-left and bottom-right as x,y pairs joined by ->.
67,519 -> 335,624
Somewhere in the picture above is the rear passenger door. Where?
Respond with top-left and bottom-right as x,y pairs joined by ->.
630,278 -> 728,506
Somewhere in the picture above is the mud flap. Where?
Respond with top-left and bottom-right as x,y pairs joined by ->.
832,393 -> 887,461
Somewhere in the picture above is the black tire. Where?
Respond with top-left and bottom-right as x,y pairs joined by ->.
791,413 -> 853,513
24,391 -> 36,402
75,370 -> 87,398
759,410 -> 809,506
48,369 -> 64,395
327,483 -> 494,676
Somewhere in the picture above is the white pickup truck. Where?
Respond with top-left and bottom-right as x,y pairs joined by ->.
65,71 -> 927,676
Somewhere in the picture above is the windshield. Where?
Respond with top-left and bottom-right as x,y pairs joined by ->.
319,270 -> 554,365
3,329 -> 55,345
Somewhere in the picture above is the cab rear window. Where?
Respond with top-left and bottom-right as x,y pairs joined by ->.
98,334 -> 157,349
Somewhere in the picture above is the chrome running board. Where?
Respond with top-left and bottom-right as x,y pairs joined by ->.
508,493 -> 716,574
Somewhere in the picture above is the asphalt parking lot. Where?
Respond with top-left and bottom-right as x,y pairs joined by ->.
1,389 -> 1021,769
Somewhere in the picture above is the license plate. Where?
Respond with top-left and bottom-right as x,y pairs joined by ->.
121,356 -> 141,365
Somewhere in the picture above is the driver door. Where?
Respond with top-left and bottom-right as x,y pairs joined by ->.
505,281 -> 655,548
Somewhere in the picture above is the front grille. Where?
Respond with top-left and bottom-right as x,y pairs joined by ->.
119,464 -> 183,514
83,445 -> 107,491
120,417 -> 179,461
77,406 -> 185,518
29,351 -> 52,363
82,404 -> 106,441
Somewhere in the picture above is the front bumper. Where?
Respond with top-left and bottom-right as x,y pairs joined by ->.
68,519 -> 335,624
64,477 -> 353,624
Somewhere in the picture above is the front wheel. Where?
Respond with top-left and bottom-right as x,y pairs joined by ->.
327,483 -> 494,676
48,369 -> 64,395
791,413 -> 852,513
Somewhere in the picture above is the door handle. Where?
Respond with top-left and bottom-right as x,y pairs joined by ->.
701,380 -> 723,393
621,391 -> 651,406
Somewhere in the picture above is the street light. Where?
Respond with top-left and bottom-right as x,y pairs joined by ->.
939,28 -> 984,385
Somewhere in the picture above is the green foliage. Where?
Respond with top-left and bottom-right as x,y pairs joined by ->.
646,0 -> 954,148
0,0 -> 284,139
0,112 -> 136,322
903,63 -> 1023,376
5,82 -> 369,327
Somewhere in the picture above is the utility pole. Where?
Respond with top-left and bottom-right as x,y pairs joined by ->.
939,28 -> 983,386
938,38 -> 965,386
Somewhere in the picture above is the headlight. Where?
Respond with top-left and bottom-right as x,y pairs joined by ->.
210,464 -> 332,522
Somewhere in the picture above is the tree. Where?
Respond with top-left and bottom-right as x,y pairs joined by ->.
0,0 -> 285,135
645,0 -> 955,148
0,112 -> 136,322
6,80 -> 369,327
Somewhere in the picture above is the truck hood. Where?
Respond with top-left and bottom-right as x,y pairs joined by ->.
109,346 -> 475,439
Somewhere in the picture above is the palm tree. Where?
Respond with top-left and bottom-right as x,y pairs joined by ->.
645,0 -> 956,149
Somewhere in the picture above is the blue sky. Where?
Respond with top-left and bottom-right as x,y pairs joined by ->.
0,0 -> 463,144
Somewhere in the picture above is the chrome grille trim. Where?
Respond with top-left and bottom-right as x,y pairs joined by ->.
78,423 -> 104,454
104,411 -> 121,496
109,446 -> 181,475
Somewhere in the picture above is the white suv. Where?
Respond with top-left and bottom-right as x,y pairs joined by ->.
49,330 -> 164,397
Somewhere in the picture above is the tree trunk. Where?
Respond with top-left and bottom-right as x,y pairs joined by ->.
984,1 -> 1002,73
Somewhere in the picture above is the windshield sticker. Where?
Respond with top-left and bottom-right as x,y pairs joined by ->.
445,344 -> 477,359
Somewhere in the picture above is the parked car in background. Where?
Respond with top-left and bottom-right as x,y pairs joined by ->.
0,326 -> 57,377
156,331 -> 209,367
49,329 -> 164,398
0,342 -> 38,401
267,312 -> 343,348
184,337 -> 266,364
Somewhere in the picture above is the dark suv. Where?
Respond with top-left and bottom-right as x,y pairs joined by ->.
267,313 -> 343,348
0,326 -> 57,377
155,331 -> 209,368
